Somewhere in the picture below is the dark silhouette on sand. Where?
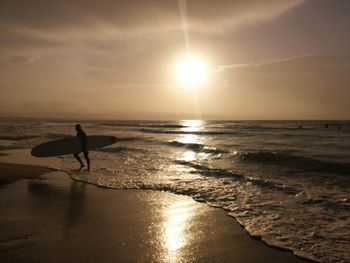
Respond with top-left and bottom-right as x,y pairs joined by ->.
73,124 -> 90,170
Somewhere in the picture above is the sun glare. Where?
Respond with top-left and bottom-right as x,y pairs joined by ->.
176,56 -> 207,88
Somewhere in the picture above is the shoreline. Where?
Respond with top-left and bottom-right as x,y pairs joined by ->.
0,152 -> 312,263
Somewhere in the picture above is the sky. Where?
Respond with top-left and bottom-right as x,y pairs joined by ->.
0,0 -> 349,120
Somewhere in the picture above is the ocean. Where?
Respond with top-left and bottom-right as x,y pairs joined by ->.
0,119 -> 349,263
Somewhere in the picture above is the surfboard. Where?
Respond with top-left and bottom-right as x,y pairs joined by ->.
31,135 -> 117,157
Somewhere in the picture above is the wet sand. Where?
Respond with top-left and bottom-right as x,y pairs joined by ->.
0,162 -> 52,186
0,158 -> 311,262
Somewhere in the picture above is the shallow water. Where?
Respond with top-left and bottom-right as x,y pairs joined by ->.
0,119 -> 349,263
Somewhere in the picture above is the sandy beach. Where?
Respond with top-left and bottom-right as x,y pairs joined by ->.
0,153 -> 311,263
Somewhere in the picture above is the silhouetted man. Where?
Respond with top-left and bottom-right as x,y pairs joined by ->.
74,124 -> 90,170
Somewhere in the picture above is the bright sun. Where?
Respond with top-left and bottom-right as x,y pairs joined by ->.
176,56 -> 207,88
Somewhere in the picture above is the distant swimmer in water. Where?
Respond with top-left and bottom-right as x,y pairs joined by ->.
74,124 -> 90,170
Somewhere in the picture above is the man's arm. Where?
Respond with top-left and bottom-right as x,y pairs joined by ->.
77,132 -> 87,152
81,135 -> 87,152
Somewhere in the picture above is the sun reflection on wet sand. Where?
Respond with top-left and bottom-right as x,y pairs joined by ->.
162,199 -> 196,263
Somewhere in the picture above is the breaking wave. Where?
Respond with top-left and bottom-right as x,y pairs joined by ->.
97,146 -> 146,154
234,151 -> 350,175
165,140 -> 227,154
175,160 -> 299,195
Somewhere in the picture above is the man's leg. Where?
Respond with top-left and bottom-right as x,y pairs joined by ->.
83,151 -> 90,171
73,153 -> 84,169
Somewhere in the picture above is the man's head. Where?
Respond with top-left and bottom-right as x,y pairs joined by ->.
75,124 -> 82,131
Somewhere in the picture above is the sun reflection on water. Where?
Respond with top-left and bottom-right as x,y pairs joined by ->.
181,119 -> 204,133
176,120 -> 207,162
177,134 -> 200,144
181,151 -> 196,162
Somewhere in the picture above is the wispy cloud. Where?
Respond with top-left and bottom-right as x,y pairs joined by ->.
0,1 -> 305,49
214,54 -> 350,119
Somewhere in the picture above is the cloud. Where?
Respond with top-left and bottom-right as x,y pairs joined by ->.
0,0 -> 307,75
1,54 -> 349,120
0,54 -> 41,66
219,54 -> 350,78
0,1 -> 304,29
216,55 -> 350,119
0,1 -> 305,49
11,1 -> 350,120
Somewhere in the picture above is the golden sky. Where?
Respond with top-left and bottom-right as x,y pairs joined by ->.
0,0 -> 349,120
